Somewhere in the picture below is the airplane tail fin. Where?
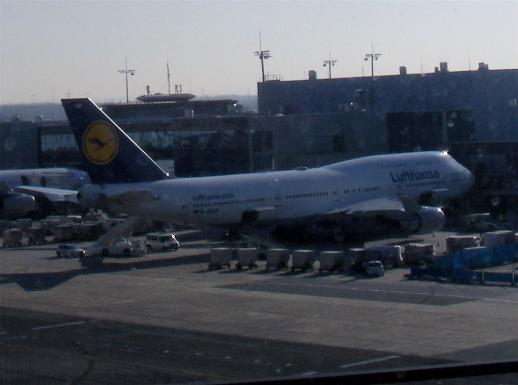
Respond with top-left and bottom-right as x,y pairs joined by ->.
61,98 -> 169,184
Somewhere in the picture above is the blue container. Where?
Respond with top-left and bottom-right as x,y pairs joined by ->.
493,245 -> 513,265
462,246 -> 492,269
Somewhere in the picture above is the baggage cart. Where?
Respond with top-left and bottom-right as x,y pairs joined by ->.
26,227 -> 46,245
236,248 -> 258,269
346,248 -> 365,264
482,230 -> 515,247
209,248 -> 232,270
290,250 -> 314,272
265,248 -> 289,270
404,243 -> 435,265
15,218 -> 33,231
53,224 -> 74,242
365,245 -> 403,268
3,228 -> 23,247
446,235 -> 479,252
317,251 -> 344,273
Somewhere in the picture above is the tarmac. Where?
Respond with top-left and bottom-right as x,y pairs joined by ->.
1,230 -> 518,384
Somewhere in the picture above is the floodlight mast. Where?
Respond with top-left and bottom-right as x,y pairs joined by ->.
323,52 -> 338,79
254,33 -> 271,82
167,61 -> 172,95
364,44 -> 381,78
118,57 -> 136,103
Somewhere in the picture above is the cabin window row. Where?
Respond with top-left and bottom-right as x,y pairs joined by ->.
193,198 -> 265,208
286,192 -> 329,199
344,186 -> 381,193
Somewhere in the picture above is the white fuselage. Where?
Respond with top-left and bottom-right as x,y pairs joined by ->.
79,151 -> 474,227
0,168 -> 90,190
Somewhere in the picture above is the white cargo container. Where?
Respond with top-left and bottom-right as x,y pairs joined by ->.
344,248 -> 365,271
25,227 -> 46,245
3,228 -> 23,247
482,230 -> 515,247
209,248 -> 232,270
236,248 -> 258,269
53,224 -> 75,242
15,218 -> 33,231
266,248 -> 290,270
404,243 -> 435,264
290,249 -> 314,272
317,251 -> 344,273
446,235 -> 480,252
365,245 -> 403,268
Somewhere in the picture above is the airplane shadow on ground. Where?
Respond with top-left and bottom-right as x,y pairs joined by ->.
0,253 -> 209,292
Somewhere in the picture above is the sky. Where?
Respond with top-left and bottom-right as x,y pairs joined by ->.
1,0 -> 517,104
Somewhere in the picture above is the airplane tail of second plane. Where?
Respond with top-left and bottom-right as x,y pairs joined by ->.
61,98 -> 169,184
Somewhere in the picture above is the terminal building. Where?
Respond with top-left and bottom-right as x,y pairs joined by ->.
258,62 -> 518,216
1,62 -> 517,218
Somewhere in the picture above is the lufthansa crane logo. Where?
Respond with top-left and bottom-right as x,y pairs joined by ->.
82,121 -> 118,165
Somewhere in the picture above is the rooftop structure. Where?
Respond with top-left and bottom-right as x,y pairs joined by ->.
258,63 -> 518,142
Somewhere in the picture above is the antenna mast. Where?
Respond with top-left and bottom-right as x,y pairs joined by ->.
254,32 -> 271,82
118,57 -> 136,103
167,61 -> 171,95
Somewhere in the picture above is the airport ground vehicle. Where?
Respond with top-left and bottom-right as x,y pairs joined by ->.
100,239 -> 142,257
56,244 -> 86,258
363,260 -> 385,277
144,232 -> 180,251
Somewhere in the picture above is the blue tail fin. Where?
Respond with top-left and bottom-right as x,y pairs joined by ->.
61,98 -> 169,184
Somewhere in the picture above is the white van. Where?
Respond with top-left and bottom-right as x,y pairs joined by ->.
145,232 -> 180,251
363,260 -> 385,277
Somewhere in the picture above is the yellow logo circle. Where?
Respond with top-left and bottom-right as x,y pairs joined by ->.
82,121 -> 118,165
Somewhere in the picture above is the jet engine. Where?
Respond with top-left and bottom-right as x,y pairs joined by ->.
77,186 -> 106,208
0,192 -> 36,219
403,206 -> 445,234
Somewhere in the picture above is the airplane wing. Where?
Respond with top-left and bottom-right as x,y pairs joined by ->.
325,197 -> 406,217
418,188 -> 450,205
241,206 -> 277,224
102,190 -> 158,205
15,186 -> 79,204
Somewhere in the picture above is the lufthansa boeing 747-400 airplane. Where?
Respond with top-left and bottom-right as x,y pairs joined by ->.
61,98 -> 474,242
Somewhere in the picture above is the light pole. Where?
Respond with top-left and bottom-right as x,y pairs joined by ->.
323,53 -> 338,79
118,57 -> 136,103
254,33 -> 271,82
364,44 -> 381,78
